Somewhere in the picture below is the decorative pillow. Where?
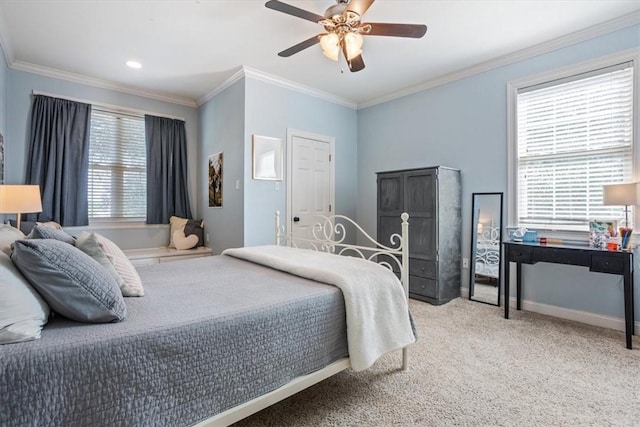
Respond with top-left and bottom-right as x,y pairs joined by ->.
169,216 -> 204,249
0,252 -> 50,344
9,220 -> 63,235
168,216 -> 188,248
37,221 -> 63,230
93,233 -> 144,297
8,220 -> 38,235
173,230 -> 199,250
28,225 -> 76,245
76,232 -> 143,297
11,239 -> 126,323
0,225 -> 25,256
184,219 -> 205,247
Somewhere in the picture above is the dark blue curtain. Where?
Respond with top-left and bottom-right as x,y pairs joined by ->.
25,95 -> 91,226
145,115 -> 192,224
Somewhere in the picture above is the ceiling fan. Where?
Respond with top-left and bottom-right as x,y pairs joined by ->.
265,0 -> 427,72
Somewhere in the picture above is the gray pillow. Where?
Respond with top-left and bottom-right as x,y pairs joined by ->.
11,239 -> 126,323
28,225 -> 76,245
184,219 -> 205,247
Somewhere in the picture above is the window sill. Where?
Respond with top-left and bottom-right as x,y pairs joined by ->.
63,222 -> 169,232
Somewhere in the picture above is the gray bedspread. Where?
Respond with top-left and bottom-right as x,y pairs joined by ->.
0,255 -> 348,427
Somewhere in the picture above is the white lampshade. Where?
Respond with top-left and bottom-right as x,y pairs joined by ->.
0,185 -> 43,230
602,182 -> 639,228
603,183 -> 639,206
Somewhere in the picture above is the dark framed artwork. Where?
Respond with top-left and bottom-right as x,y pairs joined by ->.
208,152 -> 223,208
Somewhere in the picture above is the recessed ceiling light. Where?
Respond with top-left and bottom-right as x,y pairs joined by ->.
126,60 -> 142,69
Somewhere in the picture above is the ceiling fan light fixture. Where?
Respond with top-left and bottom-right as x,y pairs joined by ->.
344,32 -> 363,60
323,47 -> 340,61
320,32 -> 340,61
320,32 -> 339,51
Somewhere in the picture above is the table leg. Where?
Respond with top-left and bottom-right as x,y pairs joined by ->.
504,249 -> 510,319
624,256 -> 634,349
517,262 -> 522,311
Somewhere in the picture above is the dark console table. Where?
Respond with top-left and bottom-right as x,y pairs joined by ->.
503,241 -> 635,349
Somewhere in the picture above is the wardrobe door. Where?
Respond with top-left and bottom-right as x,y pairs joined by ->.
377,172 -> 404,271
404,169 -> 438,300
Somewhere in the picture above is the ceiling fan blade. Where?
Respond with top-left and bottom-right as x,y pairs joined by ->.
346,0 -> 375,18
265,0 -> 324,23
278,35 -> 320,57
365,22 -> 427,38
347,54 -> 365,72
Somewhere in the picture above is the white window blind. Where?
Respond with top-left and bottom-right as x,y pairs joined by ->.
516,62 -> 634,230
88,109 -> 146,220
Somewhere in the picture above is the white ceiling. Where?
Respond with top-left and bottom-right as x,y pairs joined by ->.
0,1 -> 639,108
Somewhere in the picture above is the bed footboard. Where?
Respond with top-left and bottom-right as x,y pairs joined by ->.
274,210 -> 410,370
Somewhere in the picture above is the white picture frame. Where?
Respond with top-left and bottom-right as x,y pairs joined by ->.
252,135 -> 283,181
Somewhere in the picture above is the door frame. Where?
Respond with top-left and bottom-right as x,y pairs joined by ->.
286,128 -> 336,234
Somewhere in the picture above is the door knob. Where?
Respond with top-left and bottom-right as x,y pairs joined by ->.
293,216 -> 300,222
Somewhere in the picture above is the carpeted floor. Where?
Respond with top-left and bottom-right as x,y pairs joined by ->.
233,298 -> 640,426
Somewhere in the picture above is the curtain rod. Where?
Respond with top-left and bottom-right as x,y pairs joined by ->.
31,90 -> 186,122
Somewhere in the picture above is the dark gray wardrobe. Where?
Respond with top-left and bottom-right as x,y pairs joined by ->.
377,167 -> 461,305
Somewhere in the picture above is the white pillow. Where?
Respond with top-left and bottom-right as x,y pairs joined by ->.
93,233 -> 145,297
76,232 -> 143,297
168,216 -> 188,248
0,252 -> 50,344
0,224 -> 25,256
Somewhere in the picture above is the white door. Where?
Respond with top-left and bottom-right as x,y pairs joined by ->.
287,130 -> 334,243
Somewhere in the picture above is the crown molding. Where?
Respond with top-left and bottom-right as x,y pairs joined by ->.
196,67 -> 245,106
0,11 -> 14,66
358,11 -> 640,109
242,66 -> 357,109
198,65 -> 357,109
8,60 -> 197,108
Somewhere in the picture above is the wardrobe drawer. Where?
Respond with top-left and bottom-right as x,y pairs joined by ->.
409,258 -> 437,278
409,275 -> 437,299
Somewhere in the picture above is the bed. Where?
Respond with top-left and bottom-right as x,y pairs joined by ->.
0,211 -> 412,427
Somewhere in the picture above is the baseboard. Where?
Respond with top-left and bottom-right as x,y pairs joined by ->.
460,287 -> 640,333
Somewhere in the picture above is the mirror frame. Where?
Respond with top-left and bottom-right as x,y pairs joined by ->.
469,192 -> 504,306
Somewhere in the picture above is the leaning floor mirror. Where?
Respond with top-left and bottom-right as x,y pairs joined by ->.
469,192 -> 503,306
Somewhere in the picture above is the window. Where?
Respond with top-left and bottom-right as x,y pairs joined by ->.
88,109 -> 146,221
509,56 -> 637,232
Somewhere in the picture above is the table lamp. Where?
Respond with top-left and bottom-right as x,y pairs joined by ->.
603,182 -> 639,249
0,185 -> 43,231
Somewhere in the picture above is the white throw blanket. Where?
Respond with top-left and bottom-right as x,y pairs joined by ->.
222,245 -> 416,371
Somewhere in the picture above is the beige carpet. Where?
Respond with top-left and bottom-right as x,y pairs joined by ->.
233,298 -> 640,426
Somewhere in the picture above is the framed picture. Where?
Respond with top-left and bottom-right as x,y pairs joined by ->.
208,152 -> 223,208
588,219 -> 617,249
252,135 -> 283,181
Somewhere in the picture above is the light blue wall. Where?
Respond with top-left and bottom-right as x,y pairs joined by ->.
243,77 -> 358,246
198,79 -> 245,254
357,25 -> 640,321
0,46 -> 6,143
4,68 -> 199,249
